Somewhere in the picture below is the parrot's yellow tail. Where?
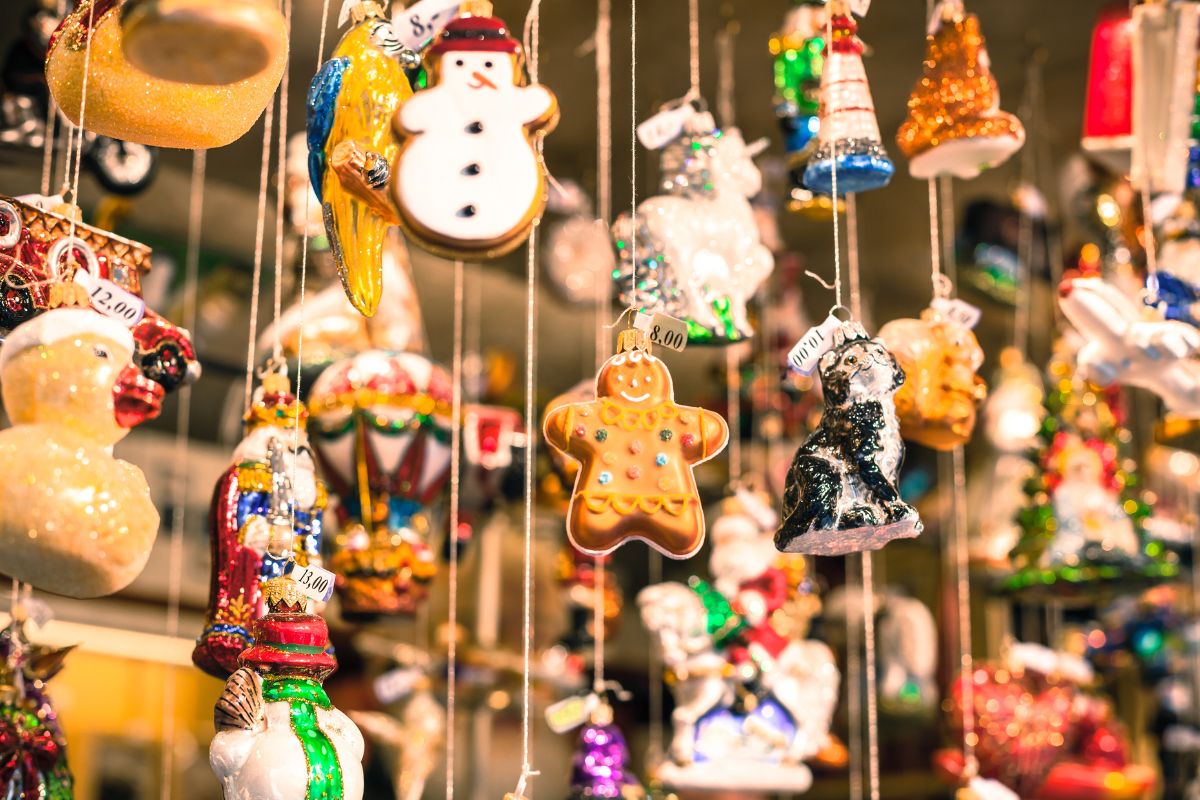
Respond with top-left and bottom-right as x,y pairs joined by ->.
325,194 -> 385,317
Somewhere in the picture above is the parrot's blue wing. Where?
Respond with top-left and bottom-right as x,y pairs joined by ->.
306,57 -> 350,204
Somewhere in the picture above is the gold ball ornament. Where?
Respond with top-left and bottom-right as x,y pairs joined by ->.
0,309 -> 159,598
895,5 -> 1024,179
120,0 -> 288,86
46,0 -> 287,149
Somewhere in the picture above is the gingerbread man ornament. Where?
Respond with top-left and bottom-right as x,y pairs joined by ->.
543,329 -> 729,559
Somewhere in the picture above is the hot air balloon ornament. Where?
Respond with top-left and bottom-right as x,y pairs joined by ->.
307,351 -> 454,616
895,0 -> 1024,179
802,0 -> 894,195
307,1 -> 419,317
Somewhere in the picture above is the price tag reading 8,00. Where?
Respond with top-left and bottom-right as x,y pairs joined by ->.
633,311 -> 689,352
289,563 -> 337,603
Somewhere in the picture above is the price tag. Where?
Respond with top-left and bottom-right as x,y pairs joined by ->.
636,312 -> 688,352
636,105 -> 695,150
289,563 -> 337,602
545,693 -> 599,734
374,667 -> 423,703
930,297 -> 982,330
788,313 -> 843,375
394,0 -> 461,50
848,0 -> 872,16
73,269 -> 145,327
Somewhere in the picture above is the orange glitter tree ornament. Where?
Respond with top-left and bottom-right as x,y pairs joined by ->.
895,0 -> 1024,180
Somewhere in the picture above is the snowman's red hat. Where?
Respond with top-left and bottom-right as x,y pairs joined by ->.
427,14 -> 520,56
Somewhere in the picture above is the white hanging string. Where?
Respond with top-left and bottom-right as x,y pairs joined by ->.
161,148 -> 206,800
271,0 -> 295,363
927,178 -> 951,299
629,0 -> 638,304
952,445 -> 977,774
446,259 -> 465,800
516,2 -> 543,792
845,195 -> 864,800
715,14 -> 735,127
647,550 -> 665,764
826,10 -> 842,308
861,551 -> 881,800
242,98 -> 277,414
63,0 -> 96,249
686,0 -> 700,99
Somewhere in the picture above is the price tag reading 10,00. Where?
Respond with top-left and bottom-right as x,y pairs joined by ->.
289,563 -> 337,603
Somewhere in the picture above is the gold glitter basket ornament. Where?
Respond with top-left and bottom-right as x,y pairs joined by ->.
0,308 -> 159,598
119,0 -> 287,86
876,305 -> 987,450
895,0 -> 1024,180
45,0 -> 287,149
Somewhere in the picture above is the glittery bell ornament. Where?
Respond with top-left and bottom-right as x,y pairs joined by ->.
895,0 -> 1024,180
876,304 -> 987,450
801,3 -> 894,195
613,110 -> 774,345
1081,4 -> 1134,173
0,308 -> 159,598
776,321 -> 921,555
210,576 -> 365,800
307,351 -> 453,616
193,371 -> 329,680
567,705 -> 645,800
119,0 -> 287,85
0,619 -> 74,800
45,0 -> 287,148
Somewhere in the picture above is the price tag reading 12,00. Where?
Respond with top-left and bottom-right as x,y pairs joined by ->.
289,563 -> 337,603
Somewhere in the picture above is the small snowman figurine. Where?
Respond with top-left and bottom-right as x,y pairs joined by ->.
391,4 -> 558,260
0,308 -> 159,598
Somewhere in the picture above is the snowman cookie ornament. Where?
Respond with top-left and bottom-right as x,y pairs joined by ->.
392,7 -> 559,260
543,327 -> 729,559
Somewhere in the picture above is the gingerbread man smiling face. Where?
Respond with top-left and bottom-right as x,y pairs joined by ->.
543,330 -> 729,559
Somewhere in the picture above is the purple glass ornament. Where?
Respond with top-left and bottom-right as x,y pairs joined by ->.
568,721 -> 644,800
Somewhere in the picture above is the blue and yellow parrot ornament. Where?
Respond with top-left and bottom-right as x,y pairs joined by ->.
307,1 -> 420,317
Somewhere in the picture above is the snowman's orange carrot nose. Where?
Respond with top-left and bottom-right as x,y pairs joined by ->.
468,71 -> 498,90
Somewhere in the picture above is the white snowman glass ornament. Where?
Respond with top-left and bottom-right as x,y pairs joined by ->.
802,7 -> 894,195
210,576 -> 365,800
1059,274 -> 1200,417
612,110 -> 774,345
0,308 -> 159,598
392,12 -> 559,260
776,321 -> 922,555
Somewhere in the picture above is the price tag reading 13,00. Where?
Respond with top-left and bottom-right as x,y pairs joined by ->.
289,563 -> 337,603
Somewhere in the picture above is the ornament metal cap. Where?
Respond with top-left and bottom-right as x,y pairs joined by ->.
616,327 -> 651,354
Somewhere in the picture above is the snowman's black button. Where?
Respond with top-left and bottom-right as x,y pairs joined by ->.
462,163 -> 481,176
466,121 -> 484,134
457,205 -> 477,217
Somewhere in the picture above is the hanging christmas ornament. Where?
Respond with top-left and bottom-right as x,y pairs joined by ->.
776,320 -> 921,555
1003,343 -> 1180,596
1081,4 -> 1133,173
1059,274 -> 1200,417
936,643 -> 1156,800
877,305 -> 987,450
0,619 -> 74,800
307,350 -> 453,615
983,347 -> 1045,453
0,194 -> 199,410
543,328 -> 729,559
802,3 -> 894,195
543,183 -> 615,306
390,8 -> 558,260
567,705 -> 645,800
307,2 -> 418,318
210,576 -> 365,800
193,372 -> 329,680
637,493 -> 838,791
45,0 -> 286,149
556,547 -> 622,651
0,6 -> 158,195
613,109 -> 773,344
119,0 -> 287,86
1151,201 -> 1200,328
895,0 -> 1024,180
1130,1 -> 1199,197
0,308 -> 159,598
